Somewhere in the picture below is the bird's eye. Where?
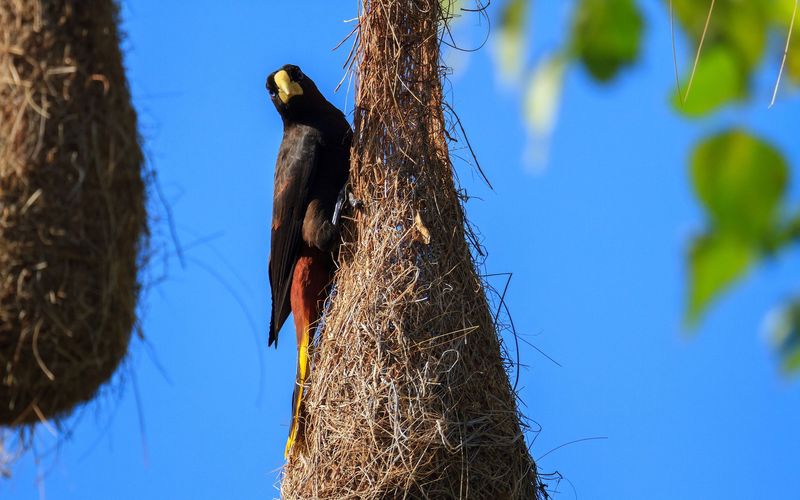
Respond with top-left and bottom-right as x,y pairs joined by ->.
294,69 -> 304,81
268,88 -> 276,98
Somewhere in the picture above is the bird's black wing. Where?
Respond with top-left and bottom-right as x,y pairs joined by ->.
268,126 -> 320,346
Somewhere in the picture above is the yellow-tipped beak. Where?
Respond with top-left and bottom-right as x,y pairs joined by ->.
274,70 -> 304,104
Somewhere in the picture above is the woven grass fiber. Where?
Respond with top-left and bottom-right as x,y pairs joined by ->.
0,0 -> 146,425
280,0 -> 542,498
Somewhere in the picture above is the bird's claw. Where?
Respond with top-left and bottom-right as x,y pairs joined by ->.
332,184 -> 364,226
347,191 -> 363,210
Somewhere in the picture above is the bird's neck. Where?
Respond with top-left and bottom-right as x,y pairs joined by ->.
284,108 -> 346,135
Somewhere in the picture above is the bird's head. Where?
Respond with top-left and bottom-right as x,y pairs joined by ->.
266,64 -> 325,121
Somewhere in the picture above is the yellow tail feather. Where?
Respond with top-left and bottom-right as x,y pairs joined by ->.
285,322 -> 310,459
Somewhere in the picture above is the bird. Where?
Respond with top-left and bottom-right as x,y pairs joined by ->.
265,64 -> 352,458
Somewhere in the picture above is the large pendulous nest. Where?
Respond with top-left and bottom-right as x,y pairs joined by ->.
280,0 -> 541,498
0,1 -> 146,425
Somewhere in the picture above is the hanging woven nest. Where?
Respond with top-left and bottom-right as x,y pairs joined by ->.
0,0 -> 146,425
280,0 -> 541,498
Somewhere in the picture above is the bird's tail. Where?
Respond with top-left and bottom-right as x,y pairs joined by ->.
285,320 -> 311,458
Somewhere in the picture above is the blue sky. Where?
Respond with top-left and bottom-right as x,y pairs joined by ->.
4,1 -> 800,499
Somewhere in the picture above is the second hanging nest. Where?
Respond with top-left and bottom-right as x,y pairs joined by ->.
0,1 -> 147,425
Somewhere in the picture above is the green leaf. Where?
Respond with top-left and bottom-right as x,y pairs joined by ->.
495,0 -> 530,80
672,45 -> 746,116
785,349 -> 800,373
785,15 -> 800,83
687,130 -> 792,324
768,299 -> 800,374
686,232 -> 753,325
691,130 -> 788,245
768,0 -> 800,84
670,0 -> 770,70
572,0 -> 644,82
790,31 -> 800,84
770,0 -> 797,25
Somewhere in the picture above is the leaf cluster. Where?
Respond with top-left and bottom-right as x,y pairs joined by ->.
492,0 -> 800,372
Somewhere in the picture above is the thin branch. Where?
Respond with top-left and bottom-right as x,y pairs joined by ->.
684,0 -> 716,102
770,0 -> 799,108
670,0 -> 684,103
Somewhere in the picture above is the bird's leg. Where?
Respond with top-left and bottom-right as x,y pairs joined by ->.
306,185 -> 363,253
331,183 -> 363,227
306,200 -> 339,252
331,186 -> 346,226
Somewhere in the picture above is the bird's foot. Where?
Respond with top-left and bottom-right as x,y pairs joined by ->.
332,184 -> 363,226
347,191 -> 363,210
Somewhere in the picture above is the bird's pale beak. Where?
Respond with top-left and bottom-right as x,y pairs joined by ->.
274,70 -> 304,104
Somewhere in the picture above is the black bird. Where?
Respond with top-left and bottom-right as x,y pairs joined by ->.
265,64 -> 351,457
